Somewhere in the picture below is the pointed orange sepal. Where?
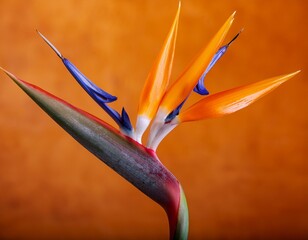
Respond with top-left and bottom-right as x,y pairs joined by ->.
179,71 -> 300,122
158,11 -> 236,118
135,2 -> 181,141
138,4 -> 180,118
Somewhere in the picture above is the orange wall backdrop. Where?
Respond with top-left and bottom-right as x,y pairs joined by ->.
0,0 -> 307,239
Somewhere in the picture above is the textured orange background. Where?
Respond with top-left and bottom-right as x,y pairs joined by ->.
0,0 -> 307,239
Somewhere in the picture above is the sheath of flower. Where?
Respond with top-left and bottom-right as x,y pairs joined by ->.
1,67 -> 188,240
1,3 -> 300,240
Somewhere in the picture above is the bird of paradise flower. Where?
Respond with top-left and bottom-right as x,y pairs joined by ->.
1,3 -> 300,240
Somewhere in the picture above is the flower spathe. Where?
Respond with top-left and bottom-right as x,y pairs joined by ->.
1,4 -> 300,240
0,66 -> 188,240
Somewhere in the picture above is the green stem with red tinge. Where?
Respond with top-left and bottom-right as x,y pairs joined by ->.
171,185 -> 189,240
2,68 -> 189,240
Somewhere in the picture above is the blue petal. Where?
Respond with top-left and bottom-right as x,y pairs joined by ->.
63,58 -> 117,103
165,31 -> 242,123
37,31 -> 133,133
165,99 -> 187,123
193,45 -> 228,95
100,104 -> 132,132
121,108 -> 133,131
167,45 -> 228,121
194,30 -> 242,95
193,71 -> 210,95
63,58 -> 133,132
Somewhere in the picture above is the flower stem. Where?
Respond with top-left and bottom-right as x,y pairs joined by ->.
172,185 -> 189,240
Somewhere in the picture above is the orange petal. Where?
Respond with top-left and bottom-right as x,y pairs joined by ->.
157,11 -> 236,119
135,2 -> 180,141
179,71 -> 300,122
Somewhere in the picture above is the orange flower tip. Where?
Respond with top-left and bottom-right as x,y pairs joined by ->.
277,70 -> 301,83
135,115 -> 151,143
178,1 -> 182,9
227,11 -> 236,29
291,70 -> 301,75
36,30 -> 63,59
228,11 -> 236,24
